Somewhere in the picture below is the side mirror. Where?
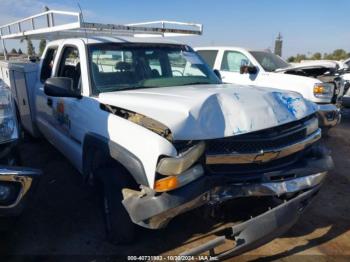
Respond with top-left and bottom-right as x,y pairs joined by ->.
213,69 -> 222,80
44,77 -> 81,98
240,65 -> 258,75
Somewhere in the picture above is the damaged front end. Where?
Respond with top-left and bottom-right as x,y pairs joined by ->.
0,82 -> 41,217
277,63 -> 344,105
121,112 -> 332,257
179,186 -> 322,259
123,143 -> 331,229
0,166 -> 41,216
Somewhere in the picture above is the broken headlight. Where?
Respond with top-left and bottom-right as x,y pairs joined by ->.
313,83 -> 334,98
0,87 -> 18,144
156,141 -> 205,176
154,164 -> 204,192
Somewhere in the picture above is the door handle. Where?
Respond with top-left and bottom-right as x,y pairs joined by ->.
47,98 -> 53,107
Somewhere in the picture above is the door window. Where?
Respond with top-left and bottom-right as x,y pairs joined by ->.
221,51 -> 251,72
57,46 -> 81,93
40,47 -> 58,83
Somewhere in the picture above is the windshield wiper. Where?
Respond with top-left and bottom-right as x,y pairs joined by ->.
117,85 -> 161,91
181,81 -> 213,86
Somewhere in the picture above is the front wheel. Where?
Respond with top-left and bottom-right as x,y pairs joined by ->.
95,167 -> 136,244
321,127 -> 331,137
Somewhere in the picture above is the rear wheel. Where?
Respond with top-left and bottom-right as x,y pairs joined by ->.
94,166 -> 136,244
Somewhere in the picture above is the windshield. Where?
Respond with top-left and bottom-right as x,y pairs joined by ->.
250,51 -> 290,72
88,43 -> 221,93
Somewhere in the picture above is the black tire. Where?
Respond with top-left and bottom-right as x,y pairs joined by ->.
94,166 -> 136,244
0,145 -> 22,166
0,217 -> 17,232
322,127 -> 331,138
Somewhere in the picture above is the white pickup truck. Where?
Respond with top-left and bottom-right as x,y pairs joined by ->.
340,73 -> 350,107
0,10 -> 333,257
195,47 -> 342,133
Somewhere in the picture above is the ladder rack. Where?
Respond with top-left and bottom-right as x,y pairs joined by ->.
0,9 -> 203,59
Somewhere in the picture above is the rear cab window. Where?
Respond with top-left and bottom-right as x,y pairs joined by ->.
196,50 -> 218,68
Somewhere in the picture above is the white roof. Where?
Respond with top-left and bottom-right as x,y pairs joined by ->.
47,35 -> 183,46
195,46 -> 267,53
82,36 -> 182,45
195,46 -> 250,51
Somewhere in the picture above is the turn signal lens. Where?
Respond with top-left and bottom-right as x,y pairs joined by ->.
313,85 -> 325,94
154,164 -> 204,192
313,83 -> 333,97
154,176 -> 178,192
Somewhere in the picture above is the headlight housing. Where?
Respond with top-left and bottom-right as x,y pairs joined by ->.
154,164 -> 204,192
343,80 -> 350,94
0,86 -> 18,144
156,141 -> 205,176
313,83 -> 334,98
154,142 -> 205,192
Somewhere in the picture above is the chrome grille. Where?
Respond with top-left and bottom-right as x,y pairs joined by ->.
206,115 -> 314,155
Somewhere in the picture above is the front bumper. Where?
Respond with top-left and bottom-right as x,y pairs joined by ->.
123,144 -> 333,229
179,185 -> 321,259
342,95 -> 350,108
0,166 -> 41,216
317,103 -> 341,128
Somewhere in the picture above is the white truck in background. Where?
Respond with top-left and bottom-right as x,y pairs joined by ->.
195,47 -> 343,134
340,72 -> 350,107
0,10 -> 333,258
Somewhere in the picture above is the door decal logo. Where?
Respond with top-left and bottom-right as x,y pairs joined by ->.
53,100 -> 71,129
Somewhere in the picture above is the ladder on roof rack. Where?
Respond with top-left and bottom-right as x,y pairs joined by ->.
0,9 -> 203,60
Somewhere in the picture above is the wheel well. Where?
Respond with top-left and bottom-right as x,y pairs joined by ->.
85,145 -> 138,187
83,134 -> 148,187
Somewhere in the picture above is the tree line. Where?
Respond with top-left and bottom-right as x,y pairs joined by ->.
287,49 -> 350,62
0,39 -> 47,57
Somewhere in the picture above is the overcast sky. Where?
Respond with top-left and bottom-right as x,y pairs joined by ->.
0,0 -> 349,58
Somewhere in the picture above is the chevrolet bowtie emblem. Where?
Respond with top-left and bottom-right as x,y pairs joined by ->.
254,151 -> 280,163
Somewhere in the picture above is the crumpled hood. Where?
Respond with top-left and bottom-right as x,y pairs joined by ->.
275,62 -> 338,77
98,84 -> 317,140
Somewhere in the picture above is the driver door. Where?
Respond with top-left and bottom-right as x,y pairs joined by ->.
36,45 -> 84,169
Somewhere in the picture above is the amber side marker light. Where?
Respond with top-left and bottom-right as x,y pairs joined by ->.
314,85 -> 326,94
154,164 -> 204,192
154,176 -> 179,192
313,83 -> 333,97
